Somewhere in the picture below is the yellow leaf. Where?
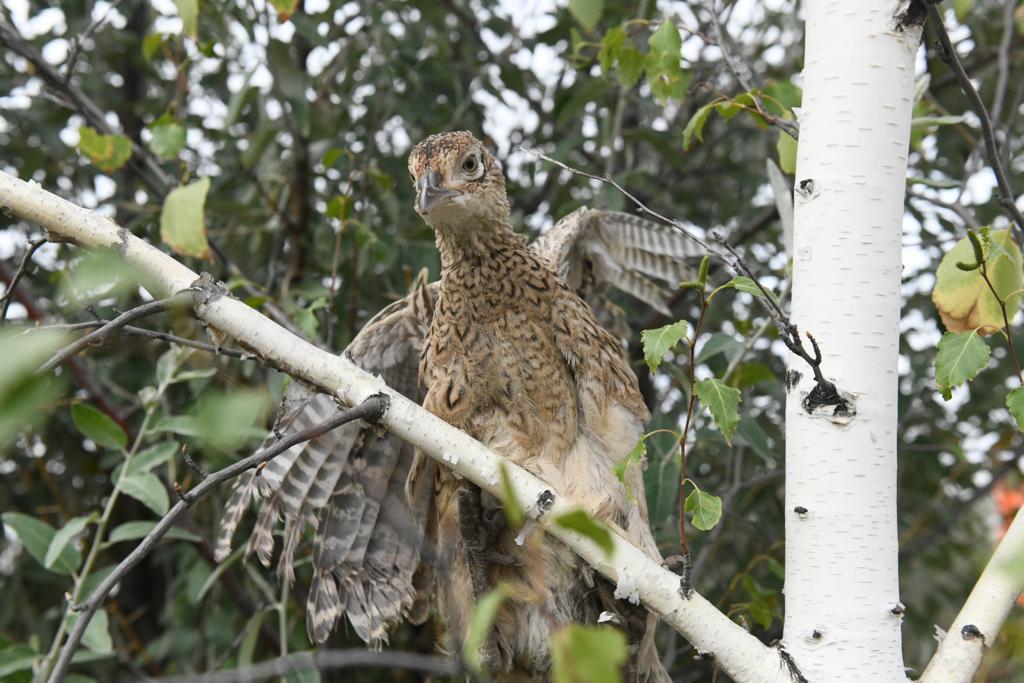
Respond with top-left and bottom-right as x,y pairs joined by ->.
160,177 -> 212,260
932,229 -> 1023,334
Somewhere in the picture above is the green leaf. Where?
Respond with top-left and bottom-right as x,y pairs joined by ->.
934,330 -> 991,397
953,0 -> 973,22
1008,387 -> 1024,431
63,250 -> 144,304
71,403 -> 127,451
0,643 -> 36,678
715,276 -> 777,302
322,147 -> 344,168
126,442 -> 179,476
612,438 -> 645,494
777,131 -> 797,174
554,509 -> 614,559
326,195 -> 351,220
646,21 -> 687,104
734,415 -> 776,462
715,92 -> 756,121
732,362 -> 776,389
147,115 -> 186,159
647,61 -> 690,105
648,19 -> 681,58
79,565 -> 117,602
238,606 -> 277,668
694,378 -> 741,444
597,25 -> 624,70
107,520 -> 200,545
45,514 -> 94,569
551,624 -> 627,683
568,0 -> 603,31
175,0 -> 199,39
77,126 -> 132,173
640,321 -> 688,373
616,47 -> 645,89
2,512 -> 81,575
0,328 -> 68,449
67,610 -> 113,654
194,390 -> 270,450
697,332 -> 743,364
464,584 -> 510,672
933,229 -> 1023,334
141,33 -> 163,62
746,595 -> 774,629
120,472 -> 170,516
160,177 -> 212,260
683,102 -> 715,150
685,486 -> 723,531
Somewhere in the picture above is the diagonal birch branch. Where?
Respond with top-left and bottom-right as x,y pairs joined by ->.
0,172 -> 792,683
919,508 -> 1024,683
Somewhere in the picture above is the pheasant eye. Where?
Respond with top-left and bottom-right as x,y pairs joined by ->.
462,156 -> 478,173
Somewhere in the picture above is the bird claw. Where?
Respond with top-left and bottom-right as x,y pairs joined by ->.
458,483 -> 519,596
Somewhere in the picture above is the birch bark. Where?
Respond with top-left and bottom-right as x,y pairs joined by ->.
782,2 -> 920,680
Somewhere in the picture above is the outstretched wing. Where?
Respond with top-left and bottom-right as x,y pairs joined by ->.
216,273 -> 437,646
215,208 -> 699,647
532,207 -> 701,316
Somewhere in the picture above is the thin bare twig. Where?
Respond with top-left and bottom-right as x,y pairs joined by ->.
38,291 -> 203,373
0,236 -> 46,323
63,0 -> 126,81
990,0 -> 1016,130
707,2 -> 800,140
927,4 -> 1024,239
45,394 -> 390,683
148,648 -> 463,683
33,321 -> 251,359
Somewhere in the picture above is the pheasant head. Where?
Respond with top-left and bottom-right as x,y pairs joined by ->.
407,131 -> 511,235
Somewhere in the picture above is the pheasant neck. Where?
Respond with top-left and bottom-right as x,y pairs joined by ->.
434,220 -> 525,272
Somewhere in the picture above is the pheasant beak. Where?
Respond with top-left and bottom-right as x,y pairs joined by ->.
415,169 -> 456,215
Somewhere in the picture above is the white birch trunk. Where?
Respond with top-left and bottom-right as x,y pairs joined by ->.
783,2 -> 919,679
0,172 -> 793,683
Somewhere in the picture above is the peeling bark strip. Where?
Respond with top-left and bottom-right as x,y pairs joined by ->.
783,0 -> 919,679
0,172 -> 794,683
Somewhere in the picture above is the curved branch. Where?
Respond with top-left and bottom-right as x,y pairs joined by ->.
30,321 -> 251,359
38,294 -> 201,373
0,171 -> 792,683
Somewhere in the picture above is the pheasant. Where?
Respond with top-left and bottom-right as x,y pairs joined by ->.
217,132 -> 697,680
